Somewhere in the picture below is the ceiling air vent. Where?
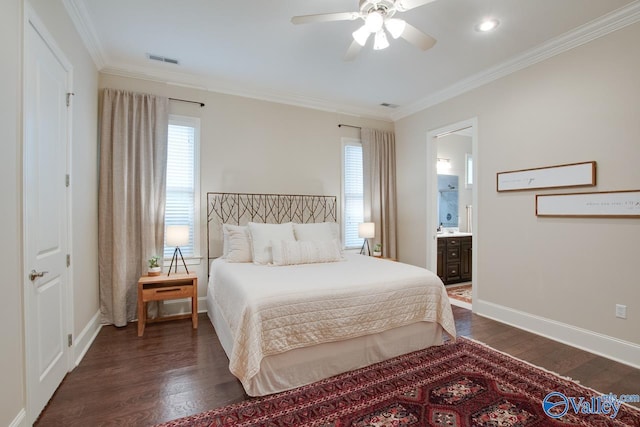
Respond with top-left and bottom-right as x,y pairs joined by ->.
380,102 -> 399,108
147,53 -> 179,65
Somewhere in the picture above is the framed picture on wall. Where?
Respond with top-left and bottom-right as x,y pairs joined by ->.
497,161 -> 596,192
536,190 -> 640,218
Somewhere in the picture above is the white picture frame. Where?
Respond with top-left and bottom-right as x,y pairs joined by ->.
536,190 -> 640,218
497,161 -> 596,192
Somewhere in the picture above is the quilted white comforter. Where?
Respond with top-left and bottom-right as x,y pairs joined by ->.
210,254 -> 456,390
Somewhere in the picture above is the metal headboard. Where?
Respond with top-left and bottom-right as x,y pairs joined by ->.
206,192 -> 337,271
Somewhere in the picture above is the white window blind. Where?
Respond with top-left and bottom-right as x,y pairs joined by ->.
164,116 -> 199,258
343,142 -> 364,248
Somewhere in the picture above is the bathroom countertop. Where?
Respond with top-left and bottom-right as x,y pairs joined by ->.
437,231 -> 472,238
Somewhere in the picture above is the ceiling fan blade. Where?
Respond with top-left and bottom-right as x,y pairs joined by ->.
400,23 -> 437,51
343,40 -> 363,61
291,12 -> 360,25
395,0 -> 438,12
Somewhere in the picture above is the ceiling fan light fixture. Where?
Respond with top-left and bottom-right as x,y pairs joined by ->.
385,18 -> 406,39
353,25 -> 371,46
364,11 -> 384,32
373,30 -> 390,50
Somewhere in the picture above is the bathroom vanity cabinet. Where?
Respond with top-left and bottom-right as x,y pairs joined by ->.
437,235 -> 472,285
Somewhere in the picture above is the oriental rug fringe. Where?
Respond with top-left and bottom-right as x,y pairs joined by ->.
156,337 -> 639,426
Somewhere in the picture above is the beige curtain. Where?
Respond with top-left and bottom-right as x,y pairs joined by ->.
98,89 -> 169,327
362,128 -> 398,259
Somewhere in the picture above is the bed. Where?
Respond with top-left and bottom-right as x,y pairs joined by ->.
206,192 -> 456,396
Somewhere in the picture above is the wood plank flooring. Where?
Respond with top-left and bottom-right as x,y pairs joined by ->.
34,307 -> 640,426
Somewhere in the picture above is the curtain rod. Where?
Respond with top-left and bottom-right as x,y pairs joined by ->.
169,97 -> 205,107
338,124 -> 362,130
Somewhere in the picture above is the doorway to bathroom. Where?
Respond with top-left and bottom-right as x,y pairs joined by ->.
426,118 -> 477,310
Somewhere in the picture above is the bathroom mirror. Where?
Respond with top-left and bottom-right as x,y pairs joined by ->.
438,175 -> 459,228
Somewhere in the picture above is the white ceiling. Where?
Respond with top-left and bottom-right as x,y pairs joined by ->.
66,0 -> 639,120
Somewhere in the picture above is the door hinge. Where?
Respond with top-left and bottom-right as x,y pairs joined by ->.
66,92 -> 74,107
67,334 -> 73,347
65,174 -> 70,187
66,254 -> 71,267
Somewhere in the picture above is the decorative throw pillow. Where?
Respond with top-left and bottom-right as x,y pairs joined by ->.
248,222 -> 296,265
271,239 -> 343,266
293,222 -> 339,242
222,224 -> 247,258
225,225 -> 252,263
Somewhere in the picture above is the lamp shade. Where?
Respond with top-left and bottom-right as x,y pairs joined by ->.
358,222 -> 375,239
166,225 -> 189,247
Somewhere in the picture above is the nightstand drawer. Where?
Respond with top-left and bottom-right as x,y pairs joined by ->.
142,284 -> 193,301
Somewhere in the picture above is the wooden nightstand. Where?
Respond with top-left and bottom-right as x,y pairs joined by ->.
137,272 -> 198,336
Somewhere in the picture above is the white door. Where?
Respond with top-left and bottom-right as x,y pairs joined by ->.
24,15 -> 71,424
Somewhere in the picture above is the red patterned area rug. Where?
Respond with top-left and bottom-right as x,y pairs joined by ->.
156,338 -> 639,427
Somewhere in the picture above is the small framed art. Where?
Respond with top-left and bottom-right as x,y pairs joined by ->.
536,190 -> 640,218
497,161 -> 596,192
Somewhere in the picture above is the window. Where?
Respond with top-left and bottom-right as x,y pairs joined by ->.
342,139 -> 364,249
164,115 -> 200,259
465,153 -> 473,188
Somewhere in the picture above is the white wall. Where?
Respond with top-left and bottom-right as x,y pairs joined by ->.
396,22 -> 640,358
99,73 -> 394,305
0,1 -> 26,424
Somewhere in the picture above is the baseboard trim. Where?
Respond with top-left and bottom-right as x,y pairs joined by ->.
198,296 -> 207,313
9,408 -> 26,427
73,310 -> 102,367
449,298 -> 472,310
474,299 -> 640,369
161,296 -> 208,315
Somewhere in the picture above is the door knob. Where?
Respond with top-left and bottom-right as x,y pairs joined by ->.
29,270 -> 48,281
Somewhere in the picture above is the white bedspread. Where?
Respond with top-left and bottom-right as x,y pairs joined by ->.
210,254 -> 456,391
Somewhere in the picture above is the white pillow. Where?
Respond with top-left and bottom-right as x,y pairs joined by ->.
225,225 -> 252,263
248,222 -> 296,265
293,222 -> 339,242
272,239 -> 343,266
222,224 -> 247,258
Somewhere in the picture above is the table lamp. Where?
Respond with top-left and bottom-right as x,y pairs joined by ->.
358,222 -> 375,256
166,225 -> 190,276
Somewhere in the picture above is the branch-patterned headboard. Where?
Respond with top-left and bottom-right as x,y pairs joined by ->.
206,192 -> 338,269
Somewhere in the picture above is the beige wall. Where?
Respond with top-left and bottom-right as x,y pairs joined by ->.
0,1 -> 26,424
396,23 -> 640,347
99,73 -> 393,302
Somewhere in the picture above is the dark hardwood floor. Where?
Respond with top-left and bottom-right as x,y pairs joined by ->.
35,307 -> 640,426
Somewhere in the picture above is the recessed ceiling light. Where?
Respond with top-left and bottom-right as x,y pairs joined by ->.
476,19 -> 499,32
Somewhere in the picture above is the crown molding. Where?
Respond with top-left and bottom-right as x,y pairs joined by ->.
390,0 -> 640,121
100,64 -> 394,121
63,0 -> 107,69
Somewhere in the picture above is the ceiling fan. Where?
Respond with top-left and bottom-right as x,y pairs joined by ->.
291,0 -> 438,60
